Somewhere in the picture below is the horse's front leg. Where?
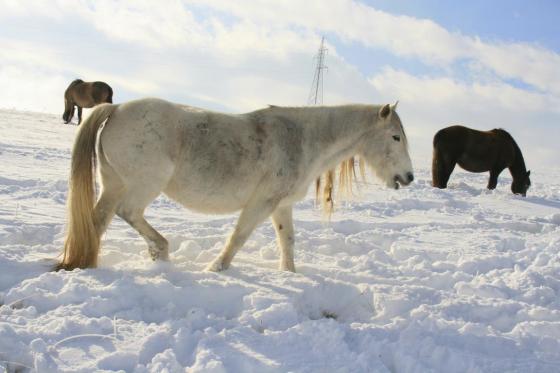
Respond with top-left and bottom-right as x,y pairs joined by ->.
66,106 -> 75,124
77,107 -> 83,125
271,206 -> 296,272
487,168 -> 502,190
206,197 -> 279,272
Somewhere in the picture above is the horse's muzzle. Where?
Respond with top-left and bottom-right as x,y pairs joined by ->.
394,172 -> 414,189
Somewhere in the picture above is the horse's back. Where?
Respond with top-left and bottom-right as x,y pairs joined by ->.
99,99 -> 182,181
92,81 -> 112,93
99,98 -> 303,213
434,125 -> 510,172
100,98 -> 184,155
67,80 -> 112,106
91,81 -> 113,103
433,125 -> 471,158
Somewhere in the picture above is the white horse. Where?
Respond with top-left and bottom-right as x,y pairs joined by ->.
57,98 -> 413,272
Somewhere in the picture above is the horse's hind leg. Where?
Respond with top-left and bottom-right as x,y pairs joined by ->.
116,187 -> 170,261
110,166 -> 173,261
271,206 -> 296,272
95,149 -> 127,236
118,210 -> 169,261
206,197 -> 279,272
94,189 -> 123,237
432,147 -> 455,188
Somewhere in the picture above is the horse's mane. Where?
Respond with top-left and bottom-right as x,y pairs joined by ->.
259,104 -> 376,215
495,128 -> 527,172
258,105 -> 366,215
314,157 -> 366,216
314,108 -> 406,216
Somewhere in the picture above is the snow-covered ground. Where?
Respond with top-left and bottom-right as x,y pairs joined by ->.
0,108 -> 559,372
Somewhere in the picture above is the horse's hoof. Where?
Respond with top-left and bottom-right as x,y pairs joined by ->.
279,263 -> 296,272
205,260 -> 226,272
149,249 -> 169,261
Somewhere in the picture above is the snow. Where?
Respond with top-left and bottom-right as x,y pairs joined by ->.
0,108 -> 559,372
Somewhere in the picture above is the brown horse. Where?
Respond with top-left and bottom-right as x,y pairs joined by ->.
63,79 -> 113,124
432,125 -> 531,196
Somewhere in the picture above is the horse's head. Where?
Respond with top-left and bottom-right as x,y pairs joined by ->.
62,98 -> 74,124
511,170 -> 531,197
360,102 -> 414,189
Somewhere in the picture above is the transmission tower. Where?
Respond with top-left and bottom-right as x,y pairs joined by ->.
307,36 -> 328,105
308,37 -> 334,211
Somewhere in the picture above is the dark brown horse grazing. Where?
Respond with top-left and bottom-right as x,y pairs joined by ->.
63,79 -> 113,124
432,125 -> 531,196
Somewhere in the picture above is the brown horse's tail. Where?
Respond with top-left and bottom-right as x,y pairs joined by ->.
55,103 -> 117,271
432,146 -> 441,187
106,85 -> 113,104
432,131 -> 445,188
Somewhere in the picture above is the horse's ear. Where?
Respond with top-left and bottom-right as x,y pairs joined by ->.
390,100 -> 399,111
378,104 -> 391,120
526,170 -> 531,177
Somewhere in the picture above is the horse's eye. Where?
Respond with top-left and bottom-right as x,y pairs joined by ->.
392,135 -> 400,142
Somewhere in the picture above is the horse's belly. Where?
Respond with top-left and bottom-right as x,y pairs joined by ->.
457,157 -> 489,173
163,170 -> 258,214
165,190 -> 247,214
164,165 -> 308,214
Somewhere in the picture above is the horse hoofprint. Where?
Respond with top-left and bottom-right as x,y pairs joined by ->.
57,98 -> 413,272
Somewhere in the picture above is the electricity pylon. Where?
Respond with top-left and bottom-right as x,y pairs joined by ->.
307,36 -> 328,105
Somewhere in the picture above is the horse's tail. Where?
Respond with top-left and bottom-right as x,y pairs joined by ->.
432,146 -> 441,187
106,85 -> 113,104
55,103 -> 117,271
432,130 -> 445,188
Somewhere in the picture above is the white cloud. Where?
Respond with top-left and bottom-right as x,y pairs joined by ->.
83,0 -> 208,49
472,40 -> 560,96
0,65 -> 67,113
3,0 -> 559,97
187,0 -> 560,95
369,67 -> 560,112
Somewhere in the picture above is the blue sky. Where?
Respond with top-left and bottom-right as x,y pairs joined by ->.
366,0 -> 560,49
1,0 -> 559,165
331,0 -> 560,91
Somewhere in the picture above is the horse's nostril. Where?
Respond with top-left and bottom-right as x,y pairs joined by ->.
407,172 -> 414,183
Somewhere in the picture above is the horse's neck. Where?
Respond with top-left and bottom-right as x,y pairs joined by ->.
286,105 -> 376,173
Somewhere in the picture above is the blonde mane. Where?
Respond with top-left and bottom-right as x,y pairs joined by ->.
315,156 -> 366,215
